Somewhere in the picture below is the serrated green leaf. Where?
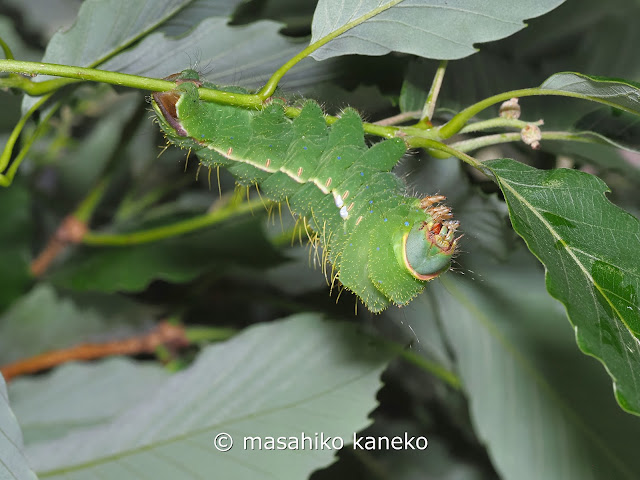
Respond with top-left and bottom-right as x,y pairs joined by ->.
24,314 -> 391,479
436,250 -> 640,480
0,374 -> 38,480
540,72 -> 640,115
8,358 -> 169,445
485,158 -> 640,415
48,217 -> 286,293
381,176 -> 640,478
310,0 -> 564,61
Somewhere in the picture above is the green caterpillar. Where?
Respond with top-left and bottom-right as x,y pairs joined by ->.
152,70 -> 460,312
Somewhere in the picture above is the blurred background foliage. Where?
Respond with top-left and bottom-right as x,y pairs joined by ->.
1,1 -> 640,479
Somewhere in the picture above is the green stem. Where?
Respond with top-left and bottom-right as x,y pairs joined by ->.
283,105 -> 400,139
459,117 -> 542,134
373,110 -> 421,126
363,122 -> 399,139
286,104 -> 444,141
0,94 -> 56,186
82,199 -> 265,246
401,349 -> 462,390
0,74 -> 78,96
421,60 -> 448,123
449,132 -> 519,153
382,340 -> 461,390
0,35 -> 15,60
74,176 -> 111,223
0,60 -> 432,142
449,130 -> 604,154
185,326 -> 237,343
257,0 -> 404,99
438,87 -> 626,139
0,60 -> 262,107
407,137 -> 486,171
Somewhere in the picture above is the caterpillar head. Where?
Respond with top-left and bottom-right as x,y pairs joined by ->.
401,196 -> 460,280
151,71 -> 204,137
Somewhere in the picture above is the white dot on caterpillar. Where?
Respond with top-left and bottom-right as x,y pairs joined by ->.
334,194 -> 344,208
339,206 -> 348,219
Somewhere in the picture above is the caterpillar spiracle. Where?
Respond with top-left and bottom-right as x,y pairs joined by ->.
152,70 -> 460,312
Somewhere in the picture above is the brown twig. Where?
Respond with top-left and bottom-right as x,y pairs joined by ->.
0,321 -> 189,382
30,214 -> 88,277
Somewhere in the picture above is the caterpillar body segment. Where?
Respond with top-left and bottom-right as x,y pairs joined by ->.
152,70 -> 459,312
